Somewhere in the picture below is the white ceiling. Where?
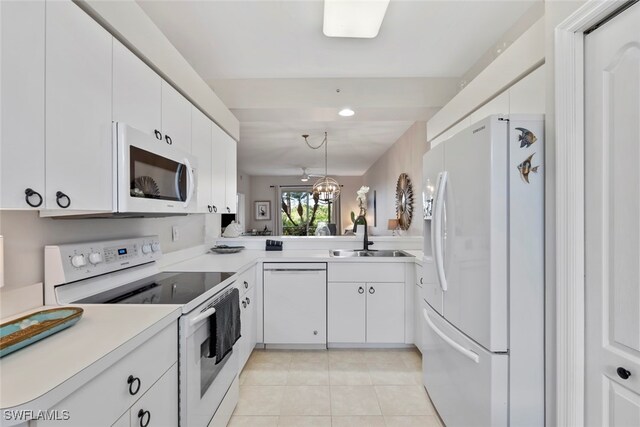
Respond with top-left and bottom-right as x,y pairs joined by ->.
137,0 -> 540,176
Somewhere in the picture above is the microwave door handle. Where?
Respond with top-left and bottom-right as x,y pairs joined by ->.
183,158 -> 195,208
433,171 -> 448,292
190,306 -> 216,327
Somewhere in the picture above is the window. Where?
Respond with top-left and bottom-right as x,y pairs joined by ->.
279,186 -> 340,236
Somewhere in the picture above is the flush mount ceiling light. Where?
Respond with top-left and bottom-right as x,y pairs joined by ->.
323,0 -> 390,39
338,108 -> 355,117
302,132 -> 341,201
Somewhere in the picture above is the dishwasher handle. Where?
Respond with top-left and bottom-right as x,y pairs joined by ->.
265,268 -> 326,273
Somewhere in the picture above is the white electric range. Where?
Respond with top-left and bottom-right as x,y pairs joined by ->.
44,236 -> 240,427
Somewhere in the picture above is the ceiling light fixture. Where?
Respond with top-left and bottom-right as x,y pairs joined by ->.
302,132 -> 341,201
300,168 -> 310,182
338,108 -> 355,117
323,0 -> 390,39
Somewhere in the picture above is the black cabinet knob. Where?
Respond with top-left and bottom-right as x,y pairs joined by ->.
617,367 -> 631,380
138,409 -> 151,427
369,287 -> 375,294
212,205 -> 218,213
208,205 -> 213,213
420,277 -> 424,285
55,191 -> 71,209
24,188 -> 43,208
127,375 -> 141,395
226,207 -> 231,213
244,281 -> 248,289
154,129 -> 162,140
358,287 -> 364,294
246,297 -> 250,305
165,135 -> 172,145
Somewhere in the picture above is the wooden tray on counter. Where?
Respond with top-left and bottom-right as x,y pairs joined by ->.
0,307 -> 84,357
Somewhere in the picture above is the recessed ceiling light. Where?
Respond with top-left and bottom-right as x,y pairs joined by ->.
339,108 -> 355,117
323,0 -> 390,39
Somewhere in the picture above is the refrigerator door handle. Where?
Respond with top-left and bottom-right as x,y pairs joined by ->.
433,171 -> 448,292
423,308 -> 479,363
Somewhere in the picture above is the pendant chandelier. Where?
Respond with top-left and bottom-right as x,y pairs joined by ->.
302,132 -> 341,202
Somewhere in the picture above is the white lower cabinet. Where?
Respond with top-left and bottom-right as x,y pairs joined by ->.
236,265 -> 257,370
35,323 -> 177,426
328,281 -> 404,344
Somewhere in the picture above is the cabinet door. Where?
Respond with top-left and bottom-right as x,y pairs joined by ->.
129,364 -> 178,427
239,286 -> 257,369
0,0 -> 45,209
210,122 -> 227,212
113,39 -> 162,137
328,282 -> 366,343
223,133 -> 237,213
366,282 -> 405,343
161,81 -> 191,153
45,0 -> 113,211
191,107 -> 212,213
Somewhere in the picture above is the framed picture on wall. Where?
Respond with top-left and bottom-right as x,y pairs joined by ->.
254,201 -> 271,221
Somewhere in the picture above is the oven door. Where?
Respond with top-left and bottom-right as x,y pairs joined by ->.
115,122 -> 198,213
181,293 -> 239,427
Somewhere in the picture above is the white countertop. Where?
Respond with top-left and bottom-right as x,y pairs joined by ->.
0,304 -> 181,411
164,249 -> 424,273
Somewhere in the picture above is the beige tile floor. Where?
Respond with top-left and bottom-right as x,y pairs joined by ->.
230,349 -> 444,427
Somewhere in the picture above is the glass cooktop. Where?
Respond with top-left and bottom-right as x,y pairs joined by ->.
78,271 -> 234,305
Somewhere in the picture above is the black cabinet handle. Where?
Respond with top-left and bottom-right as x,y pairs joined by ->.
154,129 -> 162,140
420,277 -> 424,285
127,375 -> 141,395
165,135 -> 172,145
226,207 -> 231,213
138,409 -> 151,427
244,281 -> 248,289
246,297 -> 250,305
55,191 -> 71,209
617,367 -> 631,380
24,188 -> 43,208
242,300 -> 247,308
369,287 -> 375,294
208,205 -> 213,213
358,286 -> 364,294
212,205 -> 218,213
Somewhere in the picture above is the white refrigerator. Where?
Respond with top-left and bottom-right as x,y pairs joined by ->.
421,115 -> 544,426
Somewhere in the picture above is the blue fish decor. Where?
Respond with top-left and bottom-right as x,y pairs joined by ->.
517,153 -> 540,184
515,127 -> 537,148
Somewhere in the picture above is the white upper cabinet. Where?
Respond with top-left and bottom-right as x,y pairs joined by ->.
161,81 -> 192,153
45,0 -> 113,211
211,123 -> 228,213
191,107 -> 213,213
113,39 -> 162,138
0,0 -> 45,209
224,134 -> 237,214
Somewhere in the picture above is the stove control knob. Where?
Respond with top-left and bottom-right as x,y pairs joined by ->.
142,244 -> 152,254
151,242 -> 161,252
88,252 -> 103,265
71,254 -> 86,268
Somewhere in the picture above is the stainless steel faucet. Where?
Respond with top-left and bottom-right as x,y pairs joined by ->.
353,214 -> 374,251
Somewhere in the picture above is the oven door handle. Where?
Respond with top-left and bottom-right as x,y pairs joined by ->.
190,306 -> 216,327
183,157 -> 195,209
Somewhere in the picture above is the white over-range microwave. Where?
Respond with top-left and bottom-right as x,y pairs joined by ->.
115,122 -> 198,214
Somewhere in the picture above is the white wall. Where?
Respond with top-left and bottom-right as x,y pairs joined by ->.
361,122 -> 426,237
0,211 -> 220,290
247,175 -> 363,235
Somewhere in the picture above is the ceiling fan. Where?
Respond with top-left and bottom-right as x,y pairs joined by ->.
299,167 -> 324,182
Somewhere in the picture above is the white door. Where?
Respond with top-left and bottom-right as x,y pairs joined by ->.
422,142 -> 445,314
366,282 -> 404,343
161,81 -> 192,152
328,282 -> 366,343
45,0 -> 113,211
441,116 -> 508,353
0,0 -> 45,209
113,39 -> 162,137
224,133 -> 237,214
585,4 -> 640,426
191,107 -> 213,213
210,122 -> 227,213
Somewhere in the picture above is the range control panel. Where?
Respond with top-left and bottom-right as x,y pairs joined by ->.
45,236 -> 162,285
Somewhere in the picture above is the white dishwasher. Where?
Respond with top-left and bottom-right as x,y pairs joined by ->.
263,262 -> 327,347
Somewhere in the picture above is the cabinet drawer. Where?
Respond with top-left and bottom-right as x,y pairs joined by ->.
129,364 -> 178,427
41,323 -> 177,426
328,262 -> 404,283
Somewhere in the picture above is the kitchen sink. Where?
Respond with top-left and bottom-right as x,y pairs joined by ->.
329,249 -> 413,258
